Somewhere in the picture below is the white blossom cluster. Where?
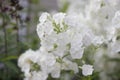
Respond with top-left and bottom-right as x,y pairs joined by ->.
58,0 -> 120,79
18,0 -> 120,80
18,12 -> 94,80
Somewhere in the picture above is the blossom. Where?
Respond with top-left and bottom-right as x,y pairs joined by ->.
82,64 -> 94,76
70,34 -> 84,59
53,13 -> 66,25
39,12 -> 50,24
112,11 -> 120,28
30,71 -> 48,80
50,58 -> 79,78
18,49 -> 40,78
50,62 -> 61,78
18,0 -> 120,79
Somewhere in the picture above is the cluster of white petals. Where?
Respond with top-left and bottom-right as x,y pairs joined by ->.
82,64 -> 94,76
18,0 -> 120,80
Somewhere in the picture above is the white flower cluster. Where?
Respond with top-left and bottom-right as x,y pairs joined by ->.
18,0 -> 120,80
57,0 -> 120,79
18,12 -> 95,80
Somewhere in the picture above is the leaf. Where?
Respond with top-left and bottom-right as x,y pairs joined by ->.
0,55 -> 18,62
4,61 -> 19,73
91,71 -> 100,79
60,2 -> 69,12
108,58 -> 120,62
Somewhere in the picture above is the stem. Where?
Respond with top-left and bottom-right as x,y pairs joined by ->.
88,76 -> 91,80
2,13 -> 8,80
16,16 -> 20,54
3,23 -> 7,56
27,0 -> 31,41
2,14 -> 8,56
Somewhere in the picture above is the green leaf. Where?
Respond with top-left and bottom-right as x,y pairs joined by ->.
0,56 -> 18,62
60,2 -> 69,12
108,58 -> 120,62
91,71 -> 100,79
4,61 -> 19,73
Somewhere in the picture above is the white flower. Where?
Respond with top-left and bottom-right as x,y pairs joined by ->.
107,41 -> 120,58
53,13 -> 66,25
52,32 -> 70,57
92,36 -> 104,46
39,51 -> 56,67
70,47 -> 84,59
112,11 -> 120,28
50,62 -> 61,78
64,13 -> 81,28
50,58 -> 79,78
82,64 -> 94,76
39,12 -> 50,24
31,71 -> 48,80
18,49 -> 40,78
62,59 -> 79,73
82,29 -> 95,47
36,50 -> 56,74
70,33 -> 84,59
36,19 -> 54,39
18,0 -> 120,79
40,34 -> 57,51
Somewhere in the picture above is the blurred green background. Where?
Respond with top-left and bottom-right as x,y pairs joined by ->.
0,0 -> 58,80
